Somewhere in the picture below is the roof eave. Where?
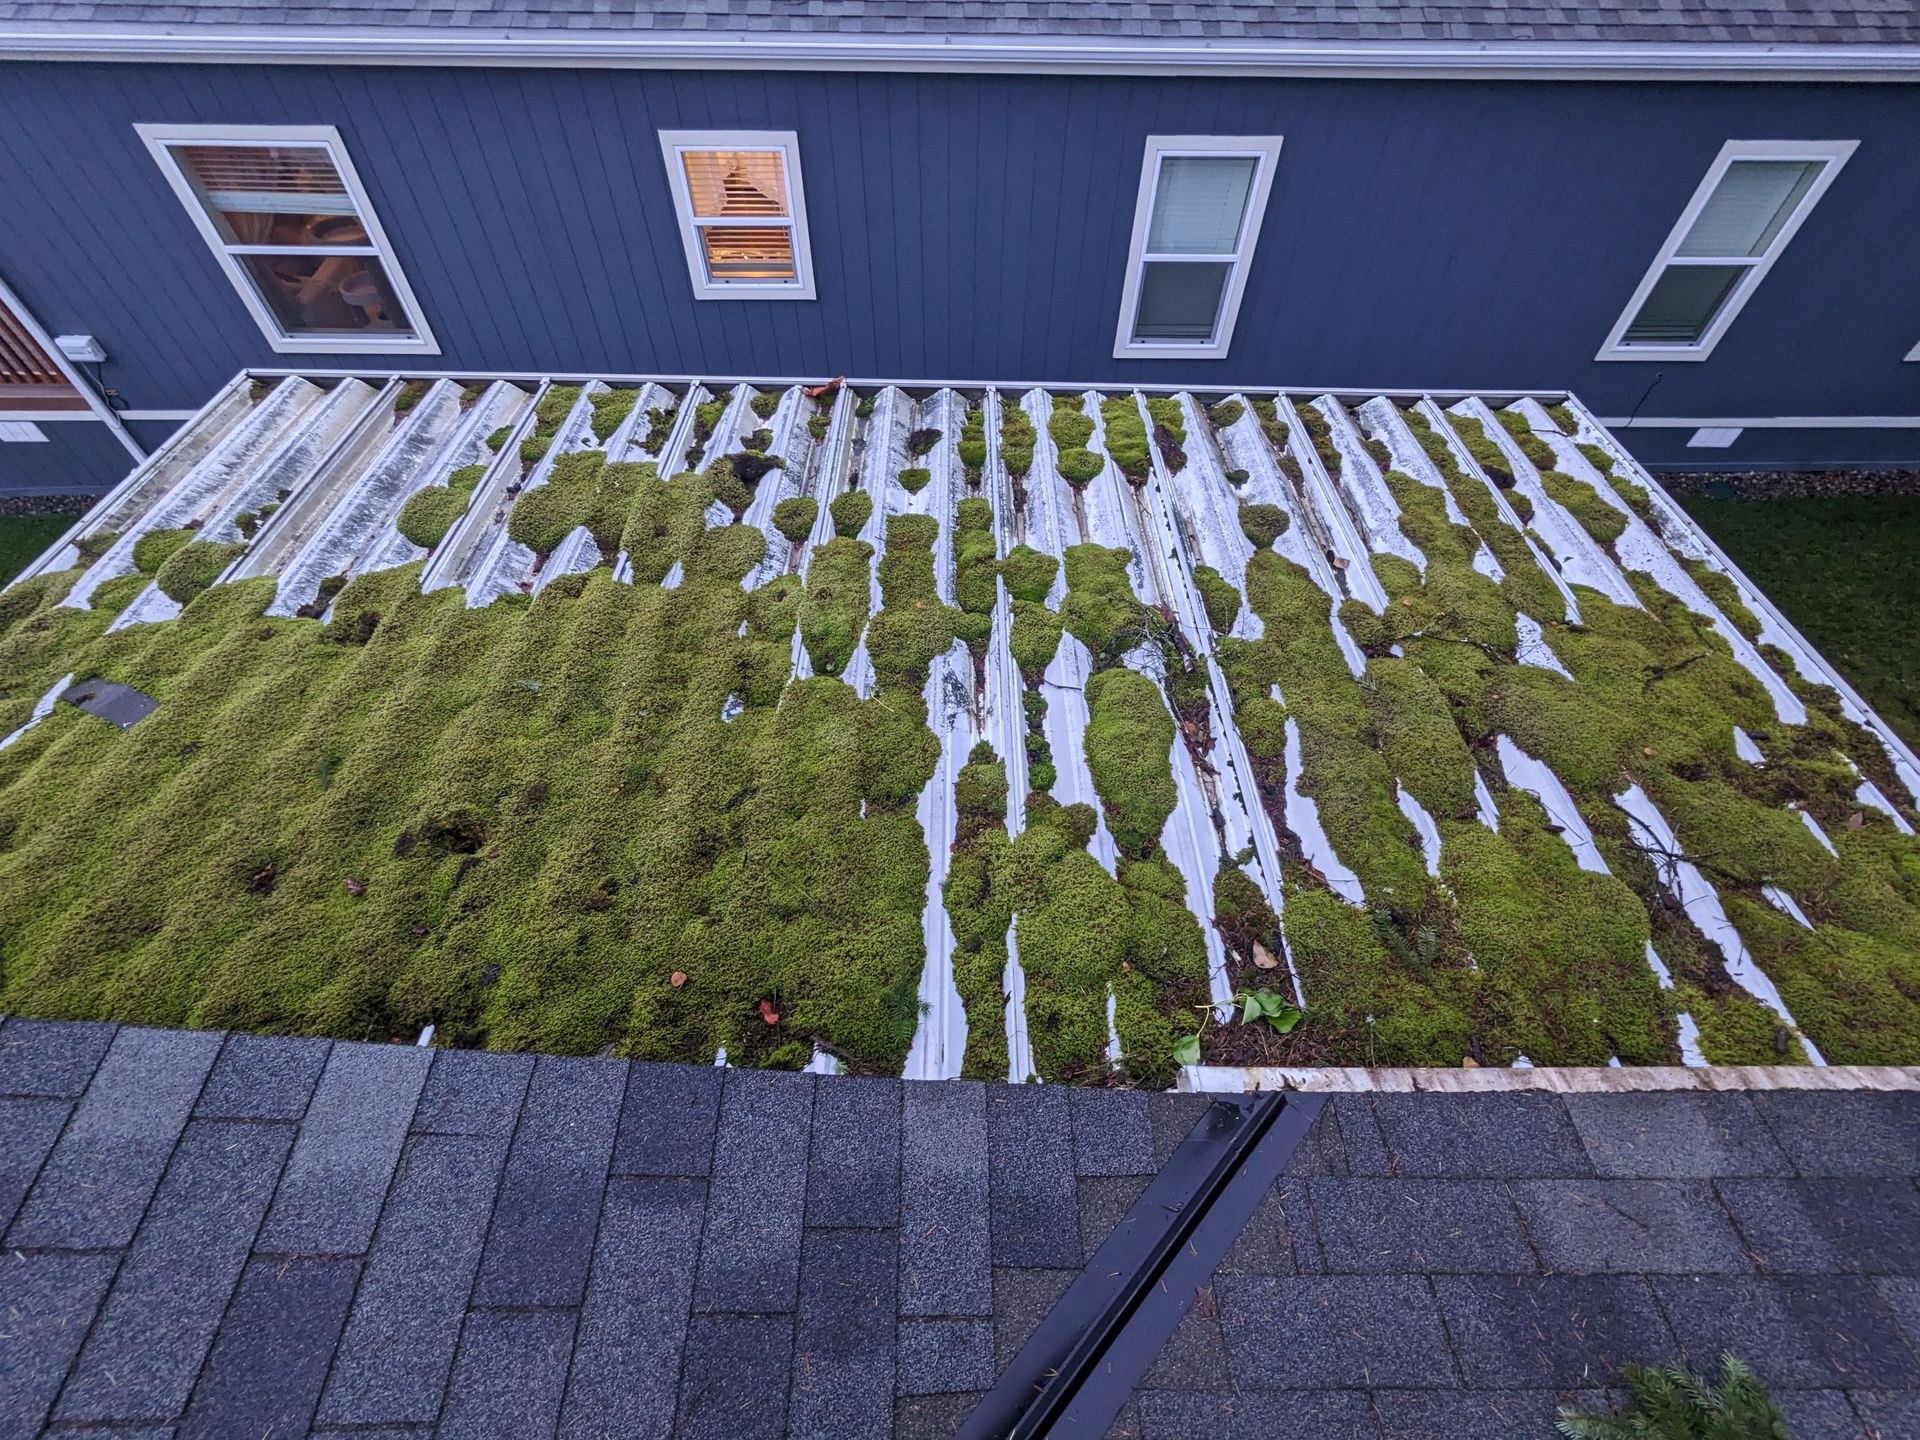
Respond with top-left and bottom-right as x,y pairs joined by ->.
2,24 -> 1919,80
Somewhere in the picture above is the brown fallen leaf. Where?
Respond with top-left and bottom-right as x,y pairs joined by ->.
758,998 -> 780,1025
344,877 -> 365,896
1252,942 -> 1280,970
1847,812 -> 1866,830
1461,1055 -> 1480,1068
670,971 -> 687,988
1642,747 -> 1655,756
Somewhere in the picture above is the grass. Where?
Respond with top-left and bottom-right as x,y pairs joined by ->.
1675,493 -> 1920,749
0,515 -> 75,585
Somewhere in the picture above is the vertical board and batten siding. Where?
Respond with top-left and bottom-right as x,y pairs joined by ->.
0,420 -> 137,494
0,62 -> 1917,474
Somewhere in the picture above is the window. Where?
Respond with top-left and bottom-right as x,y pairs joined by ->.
1114,136 -> 1282,360
136,123 -> 437,354
1598,140 -> 1854,362
0,283 -> 87,414
660,131 -> 815,300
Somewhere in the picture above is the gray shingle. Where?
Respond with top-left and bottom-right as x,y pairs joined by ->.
1149,1093 -> 1214,1166
1308,1178 -> 1532,1274
57,1119 -> 293,1424
1852,1392 -> 1920,1438
472,1053 -> 625,1308
1216,1175 -> 1312,1275
895,1392 -> 982,1440
988,1083 -> 1081,1268
901,1079 -> 991,1316
439,1309 -> 577,1440
675,1313 -> 795,1440
411,1047 -> 533,1136
0,1017 -> 116,1097
0,1250 -> 119,1440
788,1228 -> 897,1440
178,1255 -> 360,1440
991,1264 -> 1076,1369
194,1032 -> 330,1121
559,1176 -> 707,1440
1436,1273 -> 1677,1386
0,1096 -> 69,1234
1508,1179 -> 1751,1274
1077,1173 -> 1151,1263
1139,1294 -> 1232,1389
1657,1275 -> 1920,1389
805,1074 -> 900,1228
256,1040 -> 429,1255
1716,1178 -> 1920,1274
1563,1092 -> 1792,1178
1364,1092 -> 1591,1178
1752,1092 -> 1920,1178
1069,1087 -> 1155,1176
1134,1388 -> 1381,1438
1370,1388 -> 1591,1438
613,1059 -> 721,1175
898,1317 -> 994,1394
7,1025 -> 221,1250
1215,1274 -> 1456,1387
1771,1388 -> 1877,1440
692,1067 -> 813,1313
320,1132 -> 512,1426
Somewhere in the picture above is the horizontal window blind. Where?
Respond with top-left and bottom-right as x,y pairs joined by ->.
1677,160 -> 1821,259
681,151 -> 789,219
1147,156 -> 1256,256
0,298 -> 84,408
176,144 -> 357,217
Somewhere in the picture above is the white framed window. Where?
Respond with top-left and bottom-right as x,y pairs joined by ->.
1597,139 -> 1855,363
135,123 -> 438,355
1113,136 -> 1282,361
659,130 -> 815,301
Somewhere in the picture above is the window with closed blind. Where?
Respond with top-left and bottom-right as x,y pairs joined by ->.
1598,140 -> 1855,363
1114,137 -> 1282,361
136,124 -> 438,355
0,284 -> 87,414
660,131 -> 816,301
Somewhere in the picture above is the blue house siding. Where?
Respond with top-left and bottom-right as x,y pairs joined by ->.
1,61 -> 1917,482
0,420 -> 134,496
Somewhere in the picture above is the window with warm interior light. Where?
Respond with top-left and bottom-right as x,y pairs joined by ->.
136,124 -> 437,354
1598,140 -> 1855,362
1114,136 -> 1282,360
660,131 -> 815,301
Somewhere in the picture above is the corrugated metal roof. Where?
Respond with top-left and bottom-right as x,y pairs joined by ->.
0,0 -> 1916,45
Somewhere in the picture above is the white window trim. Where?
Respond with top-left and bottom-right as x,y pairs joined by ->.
135,122 -> 439,356
1113,135 -> 1282,361
1906,339 -> 1920,362
659,129 -> 816,301
1596,138 -> 1856,364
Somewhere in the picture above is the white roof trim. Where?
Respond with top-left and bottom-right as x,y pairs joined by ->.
2,27 -> 1919,80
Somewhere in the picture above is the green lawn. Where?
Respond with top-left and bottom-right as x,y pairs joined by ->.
1676,493 -> 1920,750
0,514 -> 75,587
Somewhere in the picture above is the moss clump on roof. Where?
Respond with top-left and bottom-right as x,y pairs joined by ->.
1100,397 -> 1151,484
953,498 -> 997,626
131,527 -> 196,574
798,535 -> 874,678
1192,565 -> 1240,635
829,489 -> 872,537
1540,468 -> 1629,546
1145,395 -> 1187,471
1296,403 -> 1343,476
957,408 -> 987,475
1495,407 -> 1560,472
1047,395 -> 1093,452
641,404 -> 678,454
586,388 -> 638,443
396,486 -> 470,552
508,453 -> 657,559
1000,545 -> 1057,605
772,496 -> 818,545
905,427 -> 941,459
1239,504 -> 1289,549
392,380 -> 430,414
1009,600 -> 1062,678
1000,404 -> 1036,479
750,391 -> 781,420
897,467 -> 931,495
1055,447 -> 1101,487
485,425 -> 512,452
1209,399 -> 1245,430
1062,544 -> 1152,669
866,513 -> 959,690
154,539 -> 247,605
1083,667 -> 1175,859
742,428 -> 772,455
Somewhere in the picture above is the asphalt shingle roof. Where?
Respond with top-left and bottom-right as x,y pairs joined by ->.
0,0 -> 1916,44
2,1016 -> 1919,1438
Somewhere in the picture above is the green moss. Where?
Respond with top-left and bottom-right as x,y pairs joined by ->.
750,391 -> 781,420
1544,403 -> 1577,436
1209,399 -> 1245,429
393,380 -> 430,414
1239,504 -> 1288,549
866,514 -> 958,690
1009,599 -> 1062,677
953,498 -> 997,625
1192,566 -> 1240,634
1048,395 -> 1093,451
1099,396 -> 1150,483
829,489 -> 872,537
772,496 -> 818,545
957,407 -> 987,474
588,388 -> 639,442
797,537 -> 874,678
519,433 -> 553,467
1682,559 -> 1763,640
1055,447 -> 1101,486
1001,545 -> 1057,604
898,467 -> 931,494
1363,658 -> 1477,815
131,528 -> 195,574
641,404 -> 678,453
154,539 -> 247,605
507,452 -> 654,559
1000,405 -> 1036,478
1494,408 -> 1559,472
1084,668 -> 1175,858
485,426 -> 512,452
446,465 -> 487,494
905,427 -> 941,459
1540,469 -> 1628,546
808,413 -> 830,443
396,487 -> 470,551
1062,545 -> 1152,669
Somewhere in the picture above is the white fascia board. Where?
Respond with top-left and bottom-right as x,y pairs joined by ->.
4,26 -> 1920,80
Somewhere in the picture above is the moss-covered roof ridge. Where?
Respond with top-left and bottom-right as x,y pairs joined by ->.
2,375 -> 1916,1081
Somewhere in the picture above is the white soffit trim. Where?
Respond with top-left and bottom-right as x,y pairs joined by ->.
2,27 -> 1920,80
1602,415 -> 1920,429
